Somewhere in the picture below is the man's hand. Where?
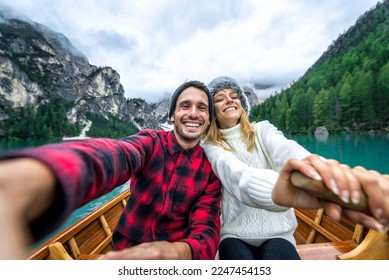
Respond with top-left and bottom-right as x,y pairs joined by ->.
0,158 -> 56,259
98,241 -> 192,260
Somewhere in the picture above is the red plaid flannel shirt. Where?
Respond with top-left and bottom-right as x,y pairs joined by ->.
5,129 -> 221,259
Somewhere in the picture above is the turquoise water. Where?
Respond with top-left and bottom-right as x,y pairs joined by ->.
0,139 -> 61,152
287,133 -> 389,174
32,182 -> 130,249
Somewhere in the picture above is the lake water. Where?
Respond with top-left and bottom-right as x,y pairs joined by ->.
32,183 -> 130,249
1,134 -> 388,250
287,133 -> 389,174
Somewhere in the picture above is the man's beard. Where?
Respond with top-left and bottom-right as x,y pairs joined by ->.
174,123 -> 203,144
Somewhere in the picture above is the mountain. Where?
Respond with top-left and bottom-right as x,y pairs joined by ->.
250,0 -> 389,134
0,13 -> 170,140
0,13 -> 259,140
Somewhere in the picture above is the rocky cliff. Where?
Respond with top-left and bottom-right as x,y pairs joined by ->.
0,14 -> 169,135
0,14 -> 257,138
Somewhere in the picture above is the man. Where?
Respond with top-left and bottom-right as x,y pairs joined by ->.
0,80 -> 221,260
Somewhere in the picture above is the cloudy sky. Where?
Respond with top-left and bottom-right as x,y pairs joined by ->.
0,0 -> 381,103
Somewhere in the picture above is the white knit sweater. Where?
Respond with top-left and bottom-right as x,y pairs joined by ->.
202,120 -> 311,247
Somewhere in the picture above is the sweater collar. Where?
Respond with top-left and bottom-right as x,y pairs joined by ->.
219,123 -> 241,137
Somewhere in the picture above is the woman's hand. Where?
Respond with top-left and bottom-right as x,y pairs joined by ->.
351,166 -> 389,229
272,155 -> 386,231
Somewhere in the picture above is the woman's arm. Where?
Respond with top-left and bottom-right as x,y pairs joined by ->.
202,141 -> 289,211
256,121 -> 311,171
257,121 -> 359,206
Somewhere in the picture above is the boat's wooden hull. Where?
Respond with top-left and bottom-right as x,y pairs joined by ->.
25,189 -> 389,260
26,189 -> 130,260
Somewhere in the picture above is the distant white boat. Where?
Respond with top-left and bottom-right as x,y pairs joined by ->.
62,136 -> 91,141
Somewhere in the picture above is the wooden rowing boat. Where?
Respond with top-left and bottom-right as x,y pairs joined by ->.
25,175 -> 389,260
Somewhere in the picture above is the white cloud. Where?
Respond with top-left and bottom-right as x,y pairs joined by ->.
0,0 -> 381,102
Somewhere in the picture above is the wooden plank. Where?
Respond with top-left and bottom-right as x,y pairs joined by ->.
68,237 -> 80,259
77,254 -> 102,260
99,215 -> 112,236
319,215 -> 354,241
73,219 -> 106,254
47,242 -> 73,260
91,235 -> 112,254
352,224 -> 365,244
297,241 -> 357,260
295,209 -> 342,242
306,208 -> 324,244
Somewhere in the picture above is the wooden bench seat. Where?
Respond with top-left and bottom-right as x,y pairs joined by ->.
297,240 -> 357,260
297,230 -> 389,260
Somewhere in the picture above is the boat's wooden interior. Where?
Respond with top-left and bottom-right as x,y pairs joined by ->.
26,189 -> 131,260
295,208 -> 389,260
25,189 -> 389,260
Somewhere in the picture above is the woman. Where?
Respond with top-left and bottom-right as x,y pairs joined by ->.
202,76 -> 377,260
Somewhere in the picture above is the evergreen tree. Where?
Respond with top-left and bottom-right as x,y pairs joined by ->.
250,1 -> 389,134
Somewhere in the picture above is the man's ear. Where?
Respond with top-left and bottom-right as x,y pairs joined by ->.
170,115 -> 174,123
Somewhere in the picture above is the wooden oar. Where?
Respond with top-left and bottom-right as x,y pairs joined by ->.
291,171 -> 372,216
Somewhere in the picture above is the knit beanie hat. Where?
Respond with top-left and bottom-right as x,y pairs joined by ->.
207,76 -> 251,115
168,80 -> 214,123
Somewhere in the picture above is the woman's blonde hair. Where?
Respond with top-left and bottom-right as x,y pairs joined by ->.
206,110 -> 256,151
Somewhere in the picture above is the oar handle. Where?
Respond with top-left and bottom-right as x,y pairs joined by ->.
291,171 -> 371,215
